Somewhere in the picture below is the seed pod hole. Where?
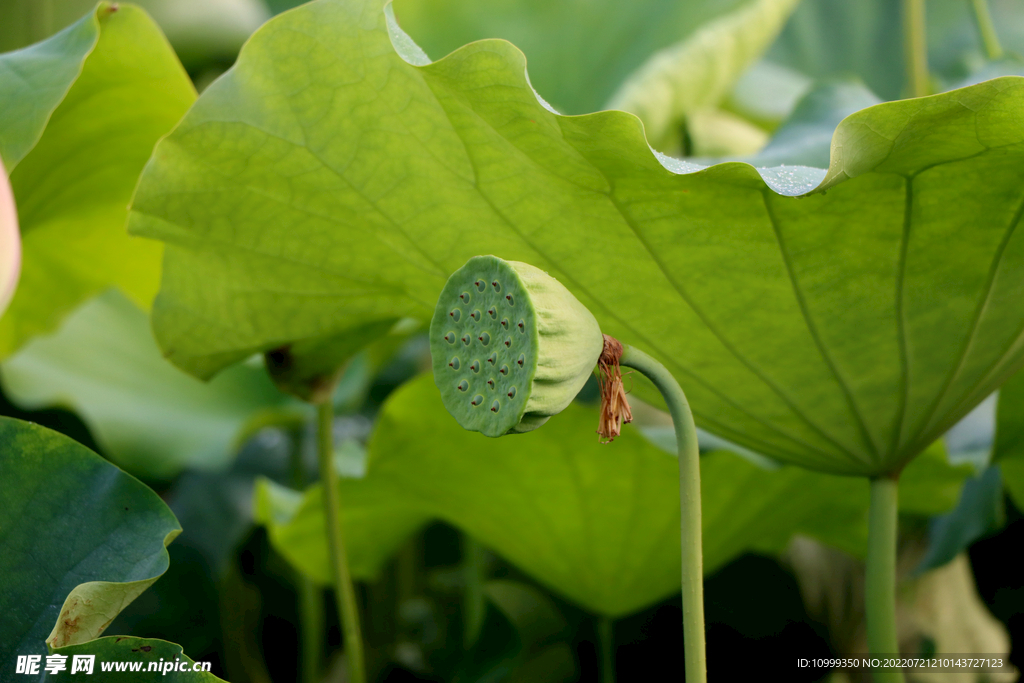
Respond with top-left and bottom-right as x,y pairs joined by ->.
444,332 -> 456,344
501,318 -> 509,330
470,360 -> 481,373
478,332 -> 491,345
505,294 -> 515,306
487,353 -> 497,365
449,309 -> 461,322
517,354 -> 525,367
461,334 -> 471,346
475,279 -> 486,292
457,380 -> 469,392
471,395 -> 483,406
492,281 -> 501,292
507,386 -> 517,399
449,357 -> 461,370
460,292 -> 471,303
490,400 -> 500,413
499,365 -> 509,376
471,310 -> 481,321
487,307 -> 497,318
504,338 -> 511,348
517,320 -> 525,333
487,379 -> 495,389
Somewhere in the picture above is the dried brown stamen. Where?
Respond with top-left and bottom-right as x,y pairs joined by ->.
597,334 -> 632,443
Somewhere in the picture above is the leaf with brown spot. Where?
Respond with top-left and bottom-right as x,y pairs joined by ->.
0,418 -> 179,662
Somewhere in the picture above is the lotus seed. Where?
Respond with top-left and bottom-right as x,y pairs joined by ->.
458,380 -> 469,391
492,281 -> 501,292
490,401 -> 500,413
471,310 -> 481,321
517,354 -> 525,367
487,379 -> 495,389
449,357 -> 461,370
499,365 -> 509,375
461,334 -> 471,345
518,320 -> 525,333
506,294 -> 515,306
487,353 -> 497,365
475,279 -> 486,292
450,309 -> 461,322
488,306 -> 497,318
508,386 -> 517,398
470,360 -> 480,373
471,395 -> 483,406
445,332 -> 456,344
504,338 -> 511,348
460,292 -> 471,303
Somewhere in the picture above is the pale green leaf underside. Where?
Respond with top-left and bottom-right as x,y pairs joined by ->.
1,290 -> 294,479
0,3 -> 195,359
130,0 -> 1024,476
259,374 -> 968,617
0,418 -> 180,661
607,0 -> 801,152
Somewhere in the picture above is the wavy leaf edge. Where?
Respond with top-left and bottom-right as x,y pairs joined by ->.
376,0 -> 1024,199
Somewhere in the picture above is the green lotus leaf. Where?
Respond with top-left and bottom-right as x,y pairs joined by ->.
0,290 -> 295,479
607,0 -> 800,152
259,374 -> 966,617
0,157 -> 18,317
130,0 -> 1024,477
253,475 -> 428,582
389,0 -> 746,115
0,2 -> 195,358
0,417 -> 179,662
720,78 -> 882,168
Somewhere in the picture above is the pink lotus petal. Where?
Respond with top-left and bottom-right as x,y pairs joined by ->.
0,156 -> 20,318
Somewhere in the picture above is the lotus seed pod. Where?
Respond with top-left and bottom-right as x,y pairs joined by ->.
430,255 -> 604,437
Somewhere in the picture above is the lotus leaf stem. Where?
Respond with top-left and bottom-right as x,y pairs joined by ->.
598,615 -> 616,683
317,400 -> 366,683
903,0 -> 930,97
462,535 -> 487,648
866,475 -> 904,683
970,0 -> 1004,60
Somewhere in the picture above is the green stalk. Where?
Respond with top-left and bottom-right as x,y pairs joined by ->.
298,580 -> 323,683
866,476 -> 904,683
317,400 -> 366,683
969,0 -> 1004,60
290,441 -> 323,683
598,616 -> 616,683
619,345 -> 705,683
902,0 -> 929,98
462,535 -> 487,649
